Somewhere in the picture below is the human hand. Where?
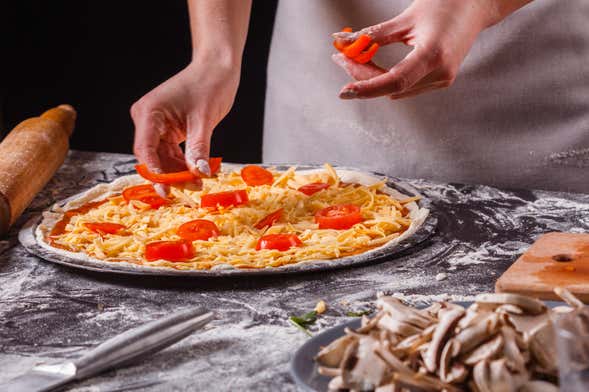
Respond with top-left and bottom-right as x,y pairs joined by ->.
131,60 -> 240,195
332,0 -> 508,100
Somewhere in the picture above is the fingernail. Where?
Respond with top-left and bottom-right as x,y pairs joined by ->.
154,183 -> 168,198
339,88 -> 358,99
332,31 -> 355,41
196,159 -> 211,177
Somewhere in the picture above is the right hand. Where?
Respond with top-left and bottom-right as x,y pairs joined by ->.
331,0 -> 501,100
131,59 -> 240,194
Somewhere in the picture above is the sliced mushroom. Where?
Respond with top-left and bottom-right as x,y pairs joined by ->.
343,327 -> 372,340
453,313 -> 501,355
377,297 -> 434,329
474,358 -> 529,392
327,376 -> 346,391
472,360 -> 492,392
495,304 -> 524,315
342,336 -> 390,390
377,329 -> 392,350
407,347 -> 424,371
394,333 -> 422,353
374,343 -> 413,375
422,301 -> 443,317
445,362 -> 468,384
457,305 -> 493,330
503,312 -> 550,338
500,326 -> 528,373
339,337 -> 359,388
488,358 -> 528,392
461,334 -> 504,365
439,340 -> 467,384
475,293 -> 546,315
378,313 -> 423,337
318,366 -> 342,377
551,305 -> 574,313
423,307 -> 465,373
315,335 -> 357,367
416,342 -> 430,354
315,292 -> 585,391
357,312 -> 385,334
527,322 -> 558,376
395,324 -> 436,355
374,383 -> 398,392
554,287 -> 584,309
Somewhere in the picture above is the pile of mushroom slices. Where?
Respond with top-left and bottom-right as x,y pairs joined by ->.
315,289 -> 586,392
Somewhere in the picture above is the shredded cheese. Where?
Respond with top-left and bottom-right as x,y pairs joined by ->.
48,166 -> 415,270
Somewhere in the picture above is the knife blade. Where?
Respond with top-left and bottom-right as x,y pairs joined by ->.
0,307 -> 214,392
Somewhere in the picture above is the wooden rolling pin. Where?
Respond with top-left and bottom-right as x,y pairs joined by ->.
0,104 -> 76,235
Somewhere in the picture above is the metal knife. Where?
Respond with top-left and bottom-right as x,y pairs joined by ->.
0,307 -> 214,392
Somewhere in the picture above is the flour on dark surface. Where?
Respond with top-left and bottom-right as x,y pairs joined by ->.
547,147 -> 589,168
1,150 -> 588,391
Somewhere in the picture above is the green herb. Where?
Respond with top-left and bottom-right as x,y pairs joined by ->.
289,310 -> 317,336
289,318 -> 313,337
290,311 -> 317,326
345,310 -> 371,317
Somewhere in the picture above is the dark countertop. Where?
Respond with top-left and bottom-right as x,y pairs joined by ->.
1,150 -> 588,391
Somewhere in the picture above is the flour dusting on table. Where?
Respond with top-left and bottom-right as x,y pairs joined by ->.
1,151 -> 588,391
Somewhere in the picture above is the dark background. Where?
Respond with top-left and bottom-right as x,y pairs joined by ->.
1,1 -> 278,163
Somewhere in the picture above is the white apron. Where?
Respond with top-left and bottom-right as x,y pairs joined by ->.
263,0 -> 589,193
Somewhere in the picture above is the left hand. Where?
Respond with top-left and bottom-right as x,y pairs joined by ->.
332,0 -> 506,100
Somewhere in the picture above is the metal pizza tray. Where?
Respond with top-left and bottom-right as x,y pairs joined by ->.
18,165 -> 437,277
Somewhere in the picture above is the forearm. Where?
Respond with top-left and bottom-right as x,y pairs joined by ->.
188,0 -> 252,67
483,0 -> 534,27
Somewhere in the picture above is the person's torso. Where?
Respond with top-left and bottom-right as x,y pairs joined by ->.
263,0 -> 589,193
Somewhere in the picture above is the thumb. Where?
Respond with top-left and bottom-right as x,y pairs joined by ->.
185,117 -> 213,177
332,53 -> 386,81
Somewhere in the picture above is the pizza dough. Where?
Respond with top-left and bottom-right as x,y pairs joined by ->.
35,164 -> 429,272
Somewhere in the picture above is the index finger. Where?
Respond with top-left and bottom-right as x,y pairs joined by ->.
332,16 -> 409,45
133,115 -> 164,173
132,114 -> 169,197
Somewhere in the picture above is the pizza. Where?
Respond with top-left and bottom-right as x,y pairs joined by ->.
35,163 -> 428,271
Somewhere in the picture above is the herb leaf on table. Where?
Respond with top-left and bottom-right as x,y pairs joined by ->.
289,310 -> 317,336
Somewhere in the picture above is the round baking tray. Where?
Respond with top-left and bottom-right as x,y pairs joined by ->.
19,164 -> 437,277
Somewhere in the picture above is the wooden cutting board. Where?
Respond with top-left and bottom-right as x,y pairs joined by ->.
496,232 -> 589,302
